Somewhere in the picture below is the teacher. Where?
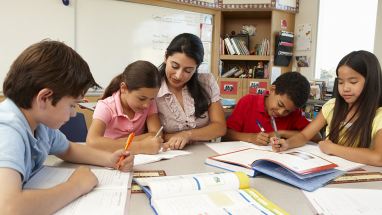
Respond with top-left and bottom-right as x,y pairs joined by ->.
156,33 -> 226,150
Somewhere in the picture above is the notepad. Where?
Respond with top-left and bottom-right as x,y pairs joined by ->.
25,166 -> 132,215
205,148 -> 346,191
135,172 -> 289,215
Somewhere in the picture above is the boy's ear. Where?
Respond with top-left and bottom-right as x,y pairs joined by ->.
36,88 -> 53,109
270,85 -> 276,93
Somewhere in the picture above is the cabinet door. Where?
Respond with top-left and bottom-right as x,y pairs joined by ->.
219,78 -> 243,101
243,79 -> 269,96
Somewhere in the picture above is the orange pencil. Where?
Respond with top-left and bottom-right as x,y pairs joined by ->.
116,132 -> 135,169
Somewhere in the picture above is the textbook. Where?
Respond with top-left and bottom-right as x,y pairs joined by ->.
205,148 -> 347,191
134,172 -> 289,215
25,166 -> 132,215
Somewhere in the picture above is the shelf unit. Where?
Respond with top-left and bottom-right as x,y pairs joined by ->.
216,9 -> 295,102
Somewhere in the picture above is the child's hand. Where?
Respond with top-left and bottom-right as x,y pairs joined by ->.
270,137 -> 288,152
112,150 -> 134,172
67,166 -> 98,194
249,132 -> 270,145
318,139 -> 334,154
162,131 -> 191,150
140,136 -> 163,154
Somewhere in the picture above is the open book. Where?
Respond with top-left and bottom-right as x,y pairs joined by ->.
134,172 -> 289,215
25,166 -> 132,215
205,147 -> 348,191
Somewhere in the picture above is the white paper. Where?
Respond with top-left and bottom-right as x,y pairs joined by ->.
134,149 -> 191,166
24,166 -> 132,215
205,141 -> 271,154
303,188 -> 382,215
271,67 -> 281,84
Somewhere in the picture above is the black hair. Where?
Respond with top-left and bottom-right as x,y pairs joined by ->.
272,72 -> 310,108
158,33 -> 210,118
329,50 -> 382,148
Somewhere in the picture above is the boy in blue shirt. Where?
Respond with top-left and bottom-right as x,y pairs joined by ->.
0,40 -> 134,214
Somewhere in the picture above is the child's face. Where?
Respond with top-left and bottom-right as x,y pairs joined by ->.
121,87 -> 159,113
42,96 -> 80,129
266,88 -> 296,118
164,53 -> 197,90
337,65 -> 365,106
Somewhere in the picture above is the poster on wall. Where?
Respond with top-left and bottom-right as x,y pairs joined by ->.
296,23 -> 312,51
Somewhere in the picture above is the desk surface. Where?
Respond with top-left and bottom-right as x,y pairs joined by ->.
47,143 -> 382,215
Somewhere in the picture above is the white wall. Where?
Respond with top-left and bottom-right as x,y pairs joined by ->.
295,0 -> 382,79
0,0 -> 213,91
375,0 -> 382,62
293,0 -> 319,80
0,0 -> 75,93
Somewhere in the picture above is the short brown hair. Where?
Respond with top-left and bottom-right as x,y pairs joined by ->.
3,40 -> 100,108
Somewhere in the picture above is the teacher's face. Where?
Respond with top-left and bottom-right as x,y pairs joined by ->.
165,53 -> 197,90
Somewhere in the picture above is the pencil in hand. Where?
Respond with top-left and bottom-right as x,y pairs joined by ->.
116,132 -> 135,170
155,126 -> 164,138
270,116 -> 281,147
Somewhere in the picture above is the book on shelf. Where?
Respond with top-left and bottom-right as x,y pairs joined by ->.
134,171 -> 289,215
230,37 -> 241,55
224,37 -> 236,55
205,146 -> 363,191
24,166 -> 132,215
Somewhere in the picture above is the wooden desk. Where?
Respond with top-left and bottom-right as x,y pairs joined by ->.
47,143 -> 382,215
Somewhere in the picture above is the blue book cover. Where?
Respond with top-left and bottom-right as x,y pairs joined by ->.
205,148 -> 346,191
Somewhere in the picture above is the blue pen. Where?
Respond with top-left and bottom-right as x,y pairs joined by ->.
256,120 -> 265,132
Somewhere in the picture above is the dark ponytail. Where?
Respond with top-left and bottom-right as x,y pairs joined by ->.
102,60 -> 161,99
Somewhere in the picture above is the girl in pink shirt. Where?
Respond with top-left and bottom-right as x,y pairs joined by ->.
87,61 -> 163,154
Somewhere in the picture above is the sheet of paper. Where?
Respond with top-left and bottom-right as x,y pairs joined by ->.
25,167 -> 132,189
303,188 -> 382,215
55,189 -> 128,215
271,66 -> 281,84
205,141 -> 271,154
134,149 -> 191,166
24,166 -> 131,215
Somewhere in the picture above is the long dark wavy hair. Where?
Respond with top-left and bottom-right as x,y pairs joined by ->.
102,60 -> 161,99
158,33 -> 210,118
328,50 -> 382,148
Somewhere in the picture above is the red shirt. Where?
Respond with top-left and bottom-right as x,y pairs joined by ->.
227,94 -> 309,133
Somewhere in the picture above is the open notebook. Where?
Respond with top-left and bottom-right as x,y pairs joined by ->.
25,166 -> 132,215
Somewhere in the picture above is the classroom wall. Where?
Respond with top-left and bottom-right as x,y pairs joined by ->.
295,0 -> 382,79
375,0 -> 382,62
292,0 -> 319,80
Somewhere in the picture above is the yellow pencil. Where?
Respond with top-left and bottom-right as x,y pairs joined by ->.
116,132 -> 135,169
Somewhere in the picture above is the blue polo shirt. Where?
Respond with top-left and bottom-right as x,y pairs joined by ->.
0,98 -> 69,184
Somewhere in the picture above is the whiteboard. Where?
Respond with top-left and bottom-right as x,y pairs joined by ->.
76,0 -> 213,88
0,0 -> 75,93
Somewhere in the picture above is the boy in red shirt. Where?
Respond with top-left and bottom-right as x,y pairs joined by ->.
225,72 -> 321,145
